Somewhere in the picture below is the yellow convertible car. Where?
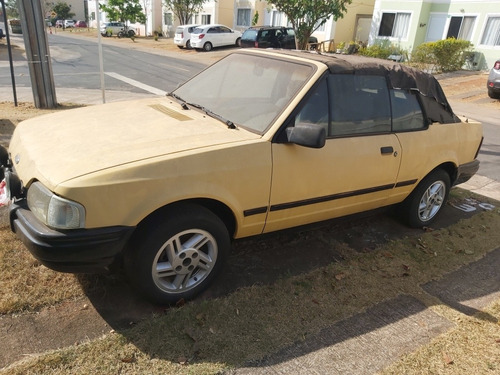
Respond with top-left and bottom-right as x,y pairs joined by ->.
0,49 -> 483,304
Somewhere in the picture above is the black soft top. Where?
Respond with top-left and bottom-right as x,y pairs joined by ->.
278,50 -> 460,124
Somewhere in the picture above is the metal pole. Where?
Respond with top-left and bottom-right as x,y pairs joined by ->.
18,0 -> 57,108
96,0 -> 106,103
1,0 -> 18,106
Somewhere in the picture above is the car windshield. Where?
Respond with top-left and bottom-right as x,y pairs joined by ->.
172,53 -> 314,133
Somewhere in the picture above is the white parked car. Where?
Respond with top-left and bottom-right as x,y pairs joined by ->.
190,24 -> 242,51
100,22 -> 136,37
174,24 -> 200,49
63,20 -> 75,28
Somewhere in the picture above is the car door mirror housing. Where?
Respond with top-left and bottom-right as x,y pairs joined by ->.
286,123 -> 326,149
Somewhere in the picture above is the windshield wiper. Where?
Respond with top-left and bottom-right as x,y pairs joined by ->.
186,102 -> 237,129
167,92 -> 189,110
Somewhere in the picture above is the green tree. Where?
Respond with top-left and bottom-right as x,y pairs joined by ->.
4,0 -> 19,18
52,2 -> 75,21
269,0 -> 352,50
100,0 -> 146,24
163,0 -> 207,25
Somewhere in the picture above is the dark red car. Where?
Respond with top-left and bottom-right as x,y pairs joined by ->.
74,20 -> 88,28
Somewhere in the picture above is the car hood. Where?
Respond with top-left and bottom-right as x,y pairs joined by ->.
10,97 -> 261,188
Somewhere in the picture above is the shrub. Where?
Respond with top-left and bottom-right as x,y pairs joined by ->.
411,38 -> 473,72
359,39 -> 408,61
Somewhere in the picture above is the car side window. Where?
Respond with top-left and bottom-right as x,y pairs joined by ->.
390,89 -> 426,131
208,28 -> 218,33
259,30 -> 270,42
295,79 -> 329,134
328,74 -> 391,137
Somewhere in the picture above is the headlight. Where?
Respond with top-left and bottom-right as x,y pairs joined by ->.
27,182 -> 85,229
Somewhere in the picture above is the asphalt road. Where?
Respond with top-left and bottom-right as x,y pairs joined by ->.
0,32 -> 206,94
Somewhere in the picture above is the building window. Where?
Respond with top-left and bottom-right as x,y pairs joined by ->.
164,13 -> 172,26
201,14 -> 211,24
272,10 -> 283,26
378,12 -> 410,39
447,16 -> 475,41
237,9 -> 251,27
315,19 -> 326,32
481,16 -> 500,46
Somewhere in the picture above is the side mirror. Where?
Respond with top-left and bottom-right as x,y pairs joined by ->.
286,123 -> 326,149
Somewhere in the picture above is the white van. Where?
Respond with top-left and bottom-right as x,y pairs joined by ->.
174,24 -> 200,49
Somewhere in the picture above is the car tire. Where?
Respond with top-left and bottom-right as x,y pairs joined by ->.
105,31 -> 112,37
236,37 -> 241,47
402,169 -> 450,228
203,42 -> 213,52
186,40 -> 191,49
488,87 -> 500,99
124,203 -> 230,305
127,30 -> 135,37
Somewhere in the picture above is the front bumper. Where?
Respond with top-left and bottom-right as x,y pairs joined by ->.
10,201 -> 135,273
454,159 -> 480,186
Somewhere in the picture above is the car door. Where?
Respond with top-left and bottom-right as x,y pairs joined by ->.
265,74 -> 402,233
283,28 -> 297,49
207,26 -> 220,46
219,26 -> 234,46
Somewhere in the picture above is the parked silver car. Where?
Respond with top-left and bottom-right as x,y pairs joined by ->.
174,24 -> 200,49
101,22 -> 136,37
487,59 -> 500,99
190,24 -> 242,51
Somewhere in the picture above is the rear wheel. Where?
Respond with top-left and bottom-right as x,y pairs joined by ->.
127,29 -> 135,37
124,204 -> 230,304
203,42 -> 213,52
186,40 -> 191,49
236,37 -> 241,47
402,169 -> 450,228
